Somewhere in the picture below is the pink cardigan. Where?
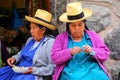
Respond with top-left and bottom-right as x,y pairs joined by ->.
51,30 -> 110,80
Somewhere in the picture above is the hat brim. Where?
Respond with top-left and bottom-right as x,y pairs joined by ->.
59,8 -> 92,22
25,16 -> 56,30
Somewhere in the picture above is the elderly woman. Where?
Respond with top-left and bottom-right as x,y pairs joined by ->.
51,2 -> 110,80
0,9 -> 56,80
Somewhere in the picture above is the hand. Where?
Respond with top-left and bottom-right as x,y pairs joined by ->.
82,45 -> 92,53
22,67 -> 32,74
7,57 -> 16,66
70,46 -> 82,55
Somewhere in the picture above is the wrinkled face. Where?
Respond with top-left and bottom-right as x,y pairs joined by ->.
30,22 -> 46,41
69,21 -> 85,38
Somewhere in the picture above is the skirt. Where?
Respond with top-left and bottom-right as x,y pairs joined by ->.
0,66 -> 35,80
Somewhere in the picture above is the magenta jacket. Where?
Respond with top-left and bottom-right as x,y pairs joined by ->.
51,30 -> 110,80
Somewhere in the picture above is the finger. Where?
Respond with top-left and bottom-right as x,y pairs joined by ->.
11,60 -> 14,64
72,50 -> 79,54
71,46 -> 82,54
74,49 -> 80,54
8,60 -> 14,66
84,46 -> 92,53
84,47 -> 89,52
22,68 -> 32,74
85,49 -> 91,53
75,48 -> 81,52
7,59 -> 11,65
8,61 -> 12,66
75,47 -> 81,51
84,47 -> 90,51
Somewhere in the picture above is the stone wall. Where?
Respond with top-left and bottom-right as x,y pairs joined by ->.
50,0 -> 120,80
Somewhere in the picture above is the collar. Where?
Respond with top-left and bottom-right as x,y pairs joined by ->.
84,31 -> 90,40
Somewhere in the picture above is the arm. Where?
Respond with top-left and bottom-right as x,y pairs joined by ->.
12,37 -> 32,64
51,33 -> 72,65
88,31 -> 110,63
12,51 -> 21,64
32,38 -> 55,76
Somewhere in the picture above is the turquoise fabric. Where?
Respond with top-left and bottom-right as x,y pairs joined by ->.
0,38 -> 45,80
59,32 -> 109,80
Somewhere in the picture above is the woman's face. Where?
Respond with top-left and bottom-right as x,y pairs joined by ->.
30,23 -> 45,41
69,21 -> 85,38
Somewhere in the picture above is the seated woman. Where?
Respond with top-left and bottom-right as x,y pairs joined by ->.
51,2 -> 110,80
0,9 -> 56,80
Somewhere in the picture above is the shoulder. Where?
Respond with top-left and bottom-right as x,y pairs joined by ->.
43,36 -> 55,46
85,30 -> 102,42
41,36 -> 55,50
25,37 -> 33,45
85,30 -> 99,36
45,36 -> 55,42
27,37 -> 33,41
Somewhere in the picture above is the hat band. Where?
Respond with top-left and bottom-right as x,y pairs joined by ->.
34,16 -> 51,24
68,12 -> 84,20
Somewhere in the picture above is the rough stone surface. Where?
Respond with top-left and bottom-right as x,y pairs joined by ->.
105,22 -> 120,60
111,61 -> 120,80
93,0 -> 113,4
82,4 -> 111,32
50,0 -> 67,33
113,0 -> 120,17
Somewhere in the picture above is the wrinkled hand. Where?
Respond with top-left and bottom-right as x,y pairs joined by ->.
70,46 -> 82,55
82,45 -> 92,53
7,57 -> 16,66
22,67 -> 32,74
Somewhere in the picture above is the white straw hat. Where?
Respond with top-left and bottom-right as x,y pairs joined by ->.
25,9 -> 56,30
59,2 -> 92,22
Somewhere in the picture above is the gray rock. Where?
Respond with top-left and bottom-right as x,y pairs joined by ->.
93,0 -> 113,4
105,22 -> 120,60
111,61 -> 120,80
83,4 -> 111,32
113,1 -> 120,17
50,0 -> 67,33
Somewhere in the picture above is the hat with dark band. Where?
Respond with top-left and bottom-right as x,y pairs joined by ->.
59,2 -> 92,22
25,9 -> 56,30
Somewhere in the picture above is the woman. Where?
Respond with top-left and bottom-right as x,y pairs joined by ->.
51,2 -> 110,80
0,9 -> 56,80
